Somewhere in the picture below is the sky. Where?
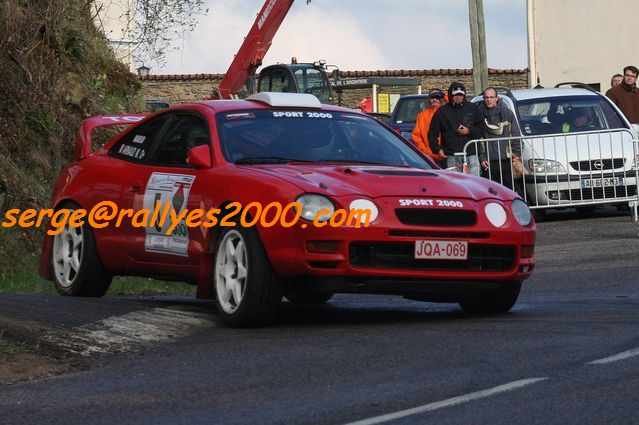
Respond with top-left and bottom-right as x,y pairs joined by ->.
153,0 -> 528,75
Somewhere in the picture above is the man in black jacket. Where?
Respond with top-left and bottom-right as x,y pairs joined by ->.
428,82 -> 482,175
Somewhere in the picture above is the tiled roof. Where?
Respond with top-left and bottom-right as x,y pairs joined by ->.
140,68 -> 528,80
141,73 -> 225,80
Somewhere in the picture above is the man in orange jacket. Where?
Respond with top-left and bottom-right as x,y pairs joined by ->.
412,89 -> 445,165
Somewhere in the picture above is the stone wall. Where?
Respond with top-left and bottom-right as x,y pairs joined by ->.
140,68 -> 528,109
140,74 -> 222,103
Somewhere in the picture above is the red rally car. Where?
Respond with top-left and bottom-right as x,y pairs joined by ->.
39,92 -> 536,327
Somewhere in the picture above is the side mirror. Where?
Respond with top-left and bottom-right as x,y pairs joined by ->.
187,144 -> 212,168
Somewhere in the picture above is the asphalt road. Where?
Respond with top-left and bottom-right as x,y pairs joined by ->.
1,208 -> 639,425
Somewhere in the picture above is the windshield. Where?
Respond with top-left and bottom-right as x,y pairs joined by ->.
392,97 -> 429,124
216,109 -> 432,169
517,95 -> 628,136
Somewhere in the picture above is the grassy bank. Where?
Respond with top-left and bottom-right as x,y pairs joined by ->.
0,256 -> 195,297
0,0 -> 143,269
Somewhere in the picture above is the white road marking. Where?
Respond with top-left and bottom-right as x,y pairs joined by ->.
345,377 -> 548,425
47,306 -> 214,355
587,347 -> 639,365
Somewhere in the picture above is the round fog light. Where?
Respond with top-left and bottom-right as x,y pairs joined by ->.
485,203 -> 507,227
349,199 -> 378,224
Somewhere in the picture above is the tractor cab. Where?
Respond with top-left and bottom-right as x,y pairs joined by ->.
257,60 -> 332,104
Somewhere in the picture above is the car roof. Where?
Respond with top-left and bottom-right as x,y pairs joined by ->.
183,95 -> 358,114
509,87 -> 599,101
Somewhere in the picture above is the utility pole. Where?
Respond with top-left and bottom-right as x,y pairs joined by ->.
476,0 -> 489,91
469,0 -> 488,94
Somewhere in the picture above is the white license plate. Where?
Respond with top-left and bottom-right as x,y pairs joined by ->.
580,177 -> 624,188
414,240 -> 468,260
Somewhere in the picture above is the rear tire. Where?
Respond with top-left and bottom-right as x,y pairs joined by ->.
51,202 -> 112,297
214,227 -> 282,327
459,282 -> 521,314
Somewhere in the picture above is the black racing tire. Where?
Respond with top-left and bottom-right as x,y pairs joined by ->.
459,282 -> 522,315
51,201 -> 112,297
213,226 -> 282,327
285,292 -> 333,304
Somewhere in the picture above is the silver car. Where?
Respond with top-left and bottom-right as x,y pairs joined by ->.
472,85 -> 638,216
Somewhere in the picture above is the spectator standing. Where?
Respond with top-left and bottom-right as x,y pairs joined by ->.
428,82 -> 482,175
610,73 -> 623,88
478,87 -> 522,193
356,97 -> 372,113
411,89 -> 445,165
606,66 -> 639,127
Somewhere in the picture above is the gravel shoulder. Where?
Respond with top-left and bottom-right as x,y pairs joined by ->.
0,317 -> 88,385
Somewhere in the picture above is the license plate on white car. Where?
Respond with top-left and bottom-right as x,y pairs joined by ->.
414,240 -> 468,260
580,177 -> 624,189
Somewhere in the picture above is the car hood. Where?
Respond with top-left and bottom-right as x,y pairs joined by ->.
242,164 -> 505,201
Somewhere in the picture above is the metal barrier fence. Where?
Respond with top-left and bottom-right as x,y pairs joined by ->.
455,129 -> 639,221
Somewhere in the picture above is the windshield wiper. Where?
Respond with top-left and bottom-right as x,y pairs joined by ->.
234,157 -> 316,164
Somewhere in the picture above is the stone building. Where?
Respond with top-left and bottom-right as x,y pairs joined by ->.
140,68 -> 528,109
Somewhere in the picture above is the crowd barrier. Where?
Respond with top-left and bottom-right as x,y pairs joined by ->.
454,129 -> 639,221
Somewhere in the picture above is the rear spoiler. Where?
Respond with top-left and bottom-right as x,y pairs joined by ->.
74,114 -> 147,161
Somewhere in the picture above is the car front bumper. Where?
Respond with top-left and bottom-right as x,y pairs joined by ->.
523,172 -> 638,207
260,198 -> 536,290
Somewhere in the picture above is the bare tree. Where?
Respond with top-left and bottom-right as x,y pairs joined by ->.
92,0 -> 208,66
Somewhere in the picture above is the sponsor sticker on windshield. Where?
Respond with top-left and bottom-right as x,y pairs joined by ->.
226,112 -> 256,120
272,111 -> 333,119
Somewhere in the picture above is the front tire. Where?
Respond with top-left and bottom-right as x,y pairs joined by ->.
51,202 -> 112,297
459,282 -> 521,314
214,227 -> 282,327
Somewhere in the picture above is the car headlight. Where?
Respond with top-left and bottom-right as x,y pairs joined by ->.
511,199 -> 532,226
528,159 -> 565,174
296,194 -> 334,222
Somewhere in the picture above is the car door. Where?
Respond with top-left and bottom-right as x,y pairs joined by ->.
98,112 -> 173,274
127,111 -> 212,273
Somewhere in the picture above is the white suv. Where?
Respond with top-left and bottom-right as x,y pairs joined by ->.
472,84 -> 638,213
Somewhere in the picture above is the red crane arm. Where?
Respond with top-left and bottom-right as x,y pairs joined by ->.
217,0 -> 296,99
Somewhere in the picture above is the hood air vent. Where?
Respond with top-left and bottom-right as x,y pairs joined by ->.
363,170 -> 437,177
